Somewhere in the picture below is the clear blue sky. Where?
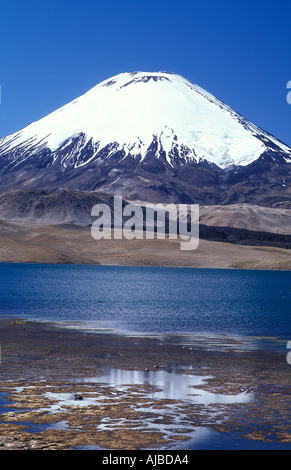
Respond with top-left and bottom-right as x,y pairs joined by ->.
0,0 -> 291,146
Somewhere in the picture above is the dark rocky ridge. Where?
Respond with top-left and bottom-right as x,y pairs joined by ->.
0,133 -> 290,208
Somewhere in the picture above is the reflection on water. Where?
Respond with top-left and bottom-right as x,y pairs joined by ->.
40,366 -> 255,449
43,366 -> 252,417
75,366 -> 252,405
5,367 -> 289,450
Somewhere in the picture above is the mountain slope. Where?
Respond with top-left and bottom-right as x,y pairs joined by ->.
0,71 -> 290,205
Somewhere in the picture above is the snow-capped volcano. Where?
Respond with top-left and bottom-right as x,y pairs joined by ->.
0,71 -> 290,206
2,71 -> 291,168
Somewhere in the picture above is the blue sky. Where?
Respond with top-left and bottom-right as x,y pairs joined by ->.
0,0 -> 291,145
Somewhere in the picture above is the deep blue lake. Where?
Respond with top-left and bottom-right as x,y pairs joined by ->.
0,263 -> 290,340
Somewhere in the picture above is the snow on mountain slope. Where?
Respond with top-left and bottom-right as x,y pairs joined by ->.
1,71 -> 290,170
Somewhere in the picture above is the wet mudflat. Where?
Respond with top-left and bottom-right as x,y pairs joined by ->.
0,319 -> 290,450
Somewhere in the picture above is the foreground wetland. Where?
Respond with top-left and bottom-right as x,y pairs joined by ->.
0,264 -> 290,450
0,319 -> 290,450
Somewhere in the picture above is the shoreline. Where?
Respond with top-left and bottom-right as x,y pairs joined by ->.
0,318 -> 290,450
0,259 -> 291,272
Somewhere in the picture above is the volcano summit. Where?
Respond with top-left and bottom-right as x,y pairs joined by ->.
0,71 -> 290,206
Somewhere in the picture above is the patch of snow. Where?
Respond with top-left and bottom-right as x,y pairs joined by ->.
1,72 -> 290,169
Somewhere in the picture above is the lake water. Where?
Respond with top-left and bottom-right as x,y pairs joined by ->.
0,263 -> 290,450
0,263 -> 290,340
